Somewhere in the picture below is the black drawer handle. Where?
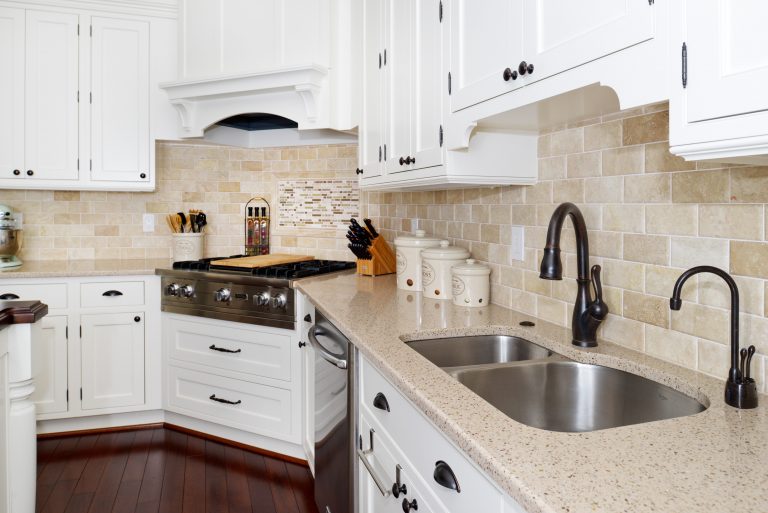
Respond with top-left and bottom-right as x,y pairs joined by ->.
373,392 -> 390,412
433,460 -> 460,492
102,290 -> 123,297
209,394 -> 241,405
0,293 -> 20,300
209,344 -> 242,354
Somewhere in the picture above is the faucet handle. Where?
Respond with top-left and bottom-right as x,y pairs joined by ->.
589,265 -> 608,320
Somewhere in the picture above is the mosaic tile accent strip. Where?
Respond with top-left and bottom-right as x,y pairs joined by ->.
278,179 -> 359,229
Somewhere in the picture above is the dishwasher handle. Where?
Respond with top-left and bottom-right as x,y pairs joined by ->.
308,325 -> 348,369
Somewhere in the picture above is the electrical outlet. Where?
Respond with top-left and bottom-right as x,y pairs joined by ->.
510,225 -> 524,261
142,213 -> 155,233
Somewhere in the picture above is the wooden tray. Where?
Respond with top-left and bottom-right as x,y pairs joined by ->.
211,254 -> 314,268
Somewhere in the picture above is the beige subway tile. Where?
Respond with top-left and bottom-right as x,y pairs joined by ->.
566,152 -> 601,178
623,234 -> 669,265
585,176 -> 622,204
537,296 -> 567,326
539,156 -> 566,180
549,127 -> 583,156
602,205 -> 644,233
624,174 -> 670,203
538,134 -> 552,158
551,278 -> 578,303
646,265 -> 696,301
584,120 -> 622,151
602,259 -> 644,292
53,191 -> 80,201
739,314 -> 768,356
671,237 -> 729,269
645,325 -> 697,369
623,291 -> 669,328
697,338 -> 729,378
602,146 -> 644,176
602,285 -> 622,313
481,224 -> 500,243
471,205 -> 490,223
94,225 -> 118,237
600,314 -> 645,351
645,204 -> 697,236
489,205 -> 512,225
671,303 -> 729,344
524,181 -> 553,204
622,111 -> 669,145
644,141 -> 696,173
730,167 -> 768,203
524,270 -> 552,296
501,186 -> 525,204
553,179 -> 585,203
511,205 -> 536,226
462,223 -> 481,241
590,231 -> 623,259
699,204 -> 763,240
671,170 -> 730,203
731,241 -> 768,279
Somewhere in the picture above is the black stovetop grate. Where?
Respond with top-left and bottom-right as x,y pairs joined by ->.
173,256 -> 355,279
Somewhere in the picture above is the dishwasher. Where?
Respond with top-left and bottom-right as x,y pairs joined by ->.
308,310 -> 356,513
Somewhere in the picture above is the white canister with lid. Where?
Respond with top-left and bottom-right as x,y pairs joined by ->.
393,230 -> 444,291
421,241 -> 470,300
452,259 -> 491,307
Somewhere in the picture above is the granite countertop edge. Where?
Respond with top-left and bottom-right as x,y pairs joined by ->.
0,258 -> 173,279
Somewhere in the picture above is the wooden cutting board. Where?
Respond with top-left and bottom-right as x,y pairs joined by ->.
210,254 -> 315,268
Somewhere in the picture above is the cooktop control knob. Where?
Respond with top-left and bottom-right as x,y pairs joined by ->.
255,292 -> 270,306
165,283 -> 181,296
214,288 -> 231,302
270,294 -> 287,309
180,284 -> 195,298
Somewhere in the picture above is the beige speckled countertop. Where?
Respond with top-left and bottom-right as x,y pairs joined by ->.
296,272 -> 768,513
0,258 -> 172,279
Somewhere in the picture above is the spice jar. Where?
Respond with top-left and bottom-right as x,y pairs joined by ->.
421,241 -> 470,300
451,259 -> 491,307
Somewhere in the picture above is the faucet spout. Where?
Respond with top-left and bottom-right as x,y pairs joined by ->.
540,203 -> 608,347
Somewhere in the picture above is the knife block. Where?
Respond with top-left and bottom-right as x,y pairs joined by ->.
356,236 -> 397,276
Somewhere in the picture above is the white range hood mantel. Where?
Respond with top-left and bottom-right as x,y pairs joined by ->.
160,64 -> 330,138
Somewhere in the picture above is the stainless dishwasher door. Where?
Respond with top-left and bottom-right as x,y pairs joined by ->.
309,310 -> 354,513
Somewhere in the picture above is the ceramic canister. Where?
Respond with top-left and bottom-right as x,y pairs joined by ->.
421,241 -> 470,300
393,230 -> 444,291
451,259 -> 491,307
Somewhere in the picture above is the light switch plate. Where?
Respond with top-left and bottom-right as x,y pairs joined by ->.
510,225 -> 524,261
142,213 -> 155,233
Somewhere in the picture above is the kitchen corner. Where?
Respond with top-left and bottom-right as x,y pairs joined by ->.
296,271 -> 767,513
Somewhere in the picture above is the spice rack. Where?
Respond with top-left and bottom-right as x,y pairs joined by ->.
244,197 -> 270,256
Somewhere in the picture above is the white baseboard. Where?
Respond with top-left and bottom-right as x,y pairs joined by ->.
36,410 -> 165,434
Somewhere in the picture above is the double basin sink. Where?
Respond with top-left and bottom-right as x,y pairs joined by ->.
406,335 -> 706,432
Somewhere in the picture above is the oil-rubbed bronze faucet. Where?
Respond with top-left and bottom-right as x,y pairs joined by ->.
539,203 -> 608,347
670,266 -> 758,409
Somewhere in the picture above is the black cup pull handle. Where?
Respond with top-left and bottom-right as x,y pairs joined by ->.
209,344 -> 242,354
373,392 -> 390,412
102,290 -> 123,297
433,460 -> 461,492
0,293 -> 20,300
209,394 -> 242,405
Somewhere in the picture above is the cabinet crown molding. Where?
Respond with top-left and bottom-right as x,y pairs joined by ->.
2,0 -> 177,17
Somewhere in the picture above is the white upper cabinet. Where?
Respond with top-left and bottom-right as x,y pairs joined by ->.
522,0 -> 653,84
449,0 -> 523,112
0,7 -> 24,178
25,10 -> 80,181
384,0 -> 413,175
90,17 -> 150,183
669,0 -> 768,163
359,0 -> 385,178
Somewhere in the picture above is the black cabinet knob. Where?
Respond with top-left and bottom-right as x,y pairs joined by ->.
355,168 -> 364,175
134,316 -> 141,322
392,481 -> 407,498
26,169 -> 33,176
399,157 -> 406,166
402,498 -> 418,512
503,68 -> 518,81
373,392 -> 390,412
518,61 -> 534,75
12,169 -> 20,176
433,460 -> 461,492
140,172 -> 147,179
298,341 -> 306,348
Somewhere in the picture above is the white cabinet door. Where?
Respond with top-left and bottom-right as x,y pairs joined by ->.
32,315 -> 68,415
80,312 -> 145,410
0,348 -> 8,513
359,0 -> 385,179
384,0 -> 413,174
683,0 -> 768,123
0,7 -> 25,180
25,10 -> 79,181
90,17 -> 150,183
411,0 -> 444,171
522,0 -> 654,83
449,0 -> 523,112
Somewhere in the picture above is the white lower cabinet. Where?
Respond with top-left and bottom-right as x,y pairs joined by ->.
31,315 -> 68,415
359,354 -> 525,513
80,312 -> 145,410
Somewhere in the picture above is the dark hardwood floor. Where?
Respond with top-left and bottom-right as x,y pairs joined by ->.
36,428 -> 320,513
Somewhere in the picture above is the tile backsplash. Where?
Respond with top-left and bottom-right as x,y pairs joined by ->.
4,141 -> 358,262
362,102 -> 768,391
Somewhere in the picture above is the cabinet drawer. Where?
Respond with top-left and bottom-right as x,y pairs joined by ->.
166,365 -> 292,438
165,315 -> 292,381
361,357 -> 503,513
80,281 -> 145,308
0,283 -> 67,309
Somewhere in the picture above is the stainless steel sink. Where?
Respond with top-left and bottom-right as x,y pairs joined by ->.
405,335 -> 552,368
450,360 -> 707,432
